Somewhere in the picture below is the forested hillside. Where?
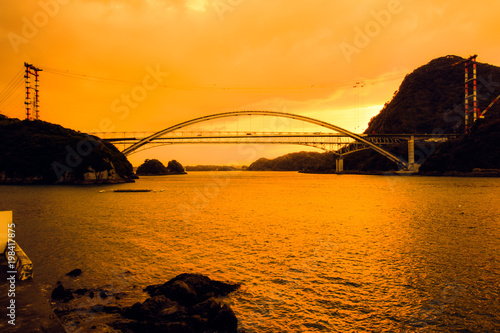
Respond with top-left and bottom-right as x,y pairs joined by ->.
0,115 -> 135,184
248,55 -> 500,173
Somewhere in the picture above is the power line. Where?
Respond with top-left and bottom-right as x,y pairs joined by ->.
34,56 -> 474,96
42,67 -> 144,86
0,68 -> 24,105
0,68 -> 23,96
0,76 -> 24,106
1,89 -> 24,113
41,65 -> 407,92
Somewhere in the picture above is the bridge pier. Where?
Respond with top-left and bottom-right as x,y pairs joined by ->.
406,135 -> 420,172
408,136 -> 415,165
336,158 -> 344,173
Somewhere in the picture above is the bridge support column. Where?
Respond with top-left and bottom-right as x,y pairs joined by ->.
408,136 -> 415,169
336,158 -> 344,173
408,136 -> 415,164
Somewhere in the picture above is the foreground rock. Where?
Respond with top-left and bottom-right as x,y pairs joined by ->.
119,273 -> 240,333
50,271 -> 240,333
144,273 -> 240,305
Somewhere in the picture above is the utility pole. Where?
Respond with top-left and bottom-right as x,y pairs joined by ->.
24,63 -> 42,120
464,55 -> 478,133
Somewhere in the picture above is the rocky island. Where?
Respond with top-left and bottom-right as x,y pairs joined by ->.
0,115 -> 136,184
136,159 -> 187,176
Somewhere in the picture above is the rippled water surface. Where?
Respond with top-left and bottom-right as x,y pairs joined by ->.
1,172 -> 500,332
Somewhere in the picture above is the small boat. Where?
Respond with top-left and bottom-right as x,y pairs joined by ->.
113,189 -> 152,193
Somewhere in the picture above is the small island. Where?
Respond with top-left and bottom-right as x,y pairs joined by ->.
136,159 -> 187,176
0,115 -> 136,184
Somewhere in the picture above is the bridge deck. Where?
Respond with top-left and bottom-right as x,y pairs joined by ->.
94,131 -> 459,142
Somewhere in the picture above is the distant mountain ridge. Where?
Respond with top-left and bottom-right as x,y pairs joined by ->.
247,151 -> 326,171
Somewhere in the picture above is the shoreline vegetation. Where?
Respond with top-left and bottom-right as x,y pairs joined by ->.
299,169 -> 500,177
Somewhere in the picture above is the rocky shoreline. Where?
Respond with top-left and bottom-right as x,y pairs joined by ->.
299,169 -> 500,177
0,176 -> 135,185
50,270 -> 241,333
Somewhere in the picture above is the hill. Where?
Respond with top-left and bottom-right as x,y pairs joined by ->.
356,55 -> 500,173
248,55 -> 500,173
247,151 -> 328,171
365,55 -> 500,134
419,118 -> 500,173
0,115 -> 135,184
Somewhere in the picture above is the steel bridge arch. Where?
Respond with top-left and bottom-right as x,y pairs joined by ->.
122,110 -> 407,168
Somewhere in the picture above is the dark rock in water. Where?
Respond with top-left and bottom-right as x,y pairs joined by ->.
120,274 -> 240,333
91,305 -> 121,314
159,279 -> 197,306
74,288 -> 88,295
145,273 -> 240,305
99,290 -> 111,299
121,298 -> 237,332
51,284 -> 74,303
125,295 -> 183,320
66,268 -> 82,277
190,297 -> 238,333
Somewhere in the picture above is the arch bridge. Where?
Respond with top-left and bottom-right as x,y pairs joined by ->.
95,111 -> 451,171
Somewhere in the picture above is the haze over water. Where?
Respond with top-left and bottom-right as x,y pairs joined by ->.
1,172 -> 499,332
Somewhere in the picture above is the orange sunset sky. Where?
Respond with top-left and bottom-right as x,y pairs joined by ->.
1,0 -> 500,166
